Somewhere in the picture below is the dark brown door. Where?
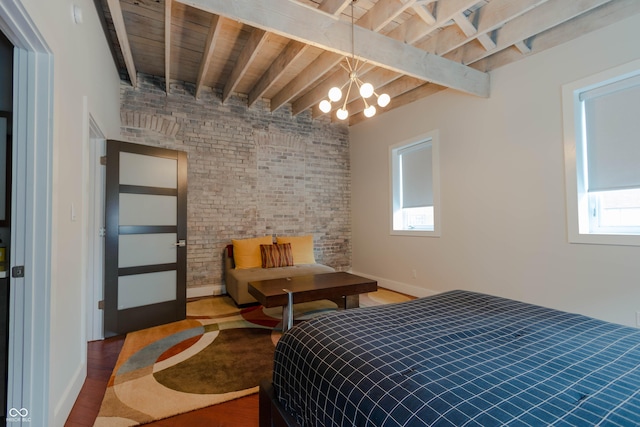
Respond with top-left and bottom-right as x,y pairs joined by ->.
104,140 -> 187,337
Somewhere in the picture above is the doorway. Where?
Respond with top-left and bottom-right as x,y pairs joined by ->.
0,2 -> 54,425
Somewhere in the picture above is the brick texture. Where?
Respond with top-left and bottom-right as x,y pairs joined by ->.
119,74 -> 351,295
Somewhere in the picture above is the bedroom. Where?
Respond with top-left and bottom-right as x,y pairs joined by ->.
0,0 -> 639,425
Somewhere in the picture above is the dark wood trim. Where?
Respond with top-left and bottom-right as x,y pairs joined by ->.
0,111 -> 11,228
118,263 -> 176,276
119,184 -> 177,196
118,225 -> 177,235
103,140 -> 121,337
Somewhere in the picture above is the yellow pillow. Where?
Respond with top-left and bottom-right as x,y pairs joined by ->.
232,236 -> 273,269
276,235 -> 316,265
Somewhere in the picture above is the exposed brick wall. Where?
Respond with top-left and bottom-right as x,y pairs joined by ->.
119,74 -> 351,294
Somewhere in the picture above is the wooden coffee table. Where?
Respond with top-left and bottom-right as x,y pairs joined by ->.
248,272 -> 377,332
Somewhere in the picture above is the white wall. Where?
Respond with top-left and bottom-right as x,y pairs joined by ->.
350,14 -> 640,328
18,0 -> 121,424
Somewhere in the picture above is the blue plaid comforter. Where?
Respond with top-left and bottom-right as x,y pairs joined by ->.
272,290 -> 640,426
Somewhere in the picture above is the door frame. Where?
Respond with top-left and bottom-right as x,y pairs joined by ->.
0,1 -> 53,425
86,112 -> 106,342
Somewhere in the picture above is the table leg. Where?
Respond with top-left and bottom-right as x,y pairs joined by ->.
282,289 -> 294,332
345,294 -> 360,309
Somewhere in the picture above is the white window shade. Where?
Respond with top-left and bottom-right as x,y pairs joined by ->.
400,142 -> 432,208
583,75 -> 640,192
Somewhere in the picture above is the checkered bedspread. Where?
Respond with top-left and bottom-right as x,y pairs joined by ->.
272,290 -> 640,426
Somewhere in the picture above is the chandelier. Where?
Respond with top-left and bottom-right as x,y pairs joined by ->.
318,0 -> 390,121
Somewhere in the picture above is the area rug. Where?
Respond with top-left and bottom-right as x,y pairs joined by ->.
93,288 -> 411,426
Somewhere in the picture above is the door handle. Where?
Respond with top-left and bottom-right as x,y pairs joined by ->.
175,239 -> 186,247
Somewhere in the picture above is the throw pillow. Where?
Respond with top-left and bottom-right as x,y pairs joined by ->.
231,235 -> 273,269
260,243 -> 294,268
276,235 -> 316,265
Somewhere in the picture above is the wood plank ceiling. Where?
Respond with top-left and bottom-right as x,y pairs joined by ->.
97,0 -> 639,126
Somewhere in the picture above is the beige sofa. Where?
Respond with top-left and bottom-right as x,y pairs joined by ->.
223,245 -> 335,306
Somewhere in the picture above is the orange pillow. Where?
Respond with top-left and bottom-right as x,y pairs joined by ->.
276,235 -> 316,265
231,236 -> 273,269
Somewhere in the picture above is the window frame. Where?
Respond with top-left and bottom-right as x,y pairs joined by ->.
562,58 -> 640,246
389,130 -> 441,237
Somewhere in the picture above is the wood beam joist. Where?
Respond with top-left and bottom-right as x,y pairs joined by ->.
222,28 -> 267,103
349,83 -> 445,126
272,0 -> 418,113
164,0 -> 172,94
270,51 -> 343,112
411,2 -> 435,26
318,0 -> 351,15
452,12 -> 496,51
471,0 -> 640,72
247,0 -> 347,109
248,40 -> 309,107
106,0 -> 138,87
177,0 -> 490,98
456,0 -> 614,65
386,0 -> 479,45
417,0 -> 550,56
357,0 -> 417,31
195,14 -> 222,99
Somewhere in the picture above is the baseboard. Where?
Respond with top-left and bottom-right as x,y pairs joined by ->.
187,284 -> 224,299
349,270 -> 439,298
54,361 -> 86,426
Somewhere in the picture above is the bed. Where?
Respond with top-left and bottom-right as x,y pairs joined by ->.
259,290 -> 640,426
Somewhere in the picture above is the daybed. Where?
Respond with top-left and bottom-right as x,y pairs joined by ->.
260,290 -> 640,426
224,235 -> 335,306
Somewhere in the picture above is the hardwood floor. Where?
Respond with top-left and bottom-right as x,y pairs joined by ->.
64,335 -> 259,427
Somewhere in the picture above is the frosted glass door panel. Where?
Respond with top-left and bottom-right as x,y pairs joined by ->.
120,152 -> 177,188
119,233 -> 177,268
120,194 -> 177,226
118,271 -> 176,310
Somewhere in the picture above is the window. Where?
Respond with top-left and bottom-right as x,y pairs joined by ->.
562,59 -> 640,246
390,130 -> 440,237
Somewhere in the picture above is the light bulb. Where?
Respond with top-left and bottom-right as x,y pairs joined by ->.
336,108 -> 349,120
359,82 -> 374,98
377,93 -> 390,107
364,105 -> 376,117
319,100 -> 332,113
328,87 -> 342,102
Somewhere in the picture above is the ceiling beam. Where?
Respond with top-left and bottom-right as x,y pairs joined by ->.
195,14 -> 223,99
417,0 -> 550,55
176,0 -> 490,98
455,0 -> 613,65
471,0 -> 640,72
357,0 -> 417,31
349,83 -> 445,126
248,40 -> 309,107
270,51 -> 342,112
273,0 -> 423,113
247,0 -> 347,110
164,0 -> 172,94
106,0 -> 137,87
293,0 -> 417,116
222,28 -> 267,103
386,0 -> 479,44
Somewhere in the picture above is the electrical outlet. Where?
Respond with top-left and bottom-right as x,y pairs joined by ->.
636,311 -> 640,328
412,269 -> 417,279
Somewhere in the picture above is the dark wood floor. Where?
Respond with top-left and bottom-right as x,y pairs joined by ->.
64,335 -> 259,427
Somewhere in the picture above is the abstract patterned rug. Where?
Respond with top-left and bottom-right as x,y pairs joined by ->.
93,288 -> 411,426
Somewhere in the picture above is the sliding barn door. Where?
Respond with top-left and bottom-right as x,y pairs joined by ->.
104,140 -> 187,337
